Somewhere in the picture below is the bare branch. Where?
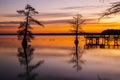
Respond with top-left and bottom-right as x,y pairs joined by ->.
100,2 -> 120,20
69,14 -> 85,33
17,10 -> 25,15
29,17 -> 44,27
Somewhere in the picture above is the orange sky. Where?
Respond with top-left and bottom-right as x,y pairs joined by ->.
1,0 -> 120,34
1,22 -> 120,33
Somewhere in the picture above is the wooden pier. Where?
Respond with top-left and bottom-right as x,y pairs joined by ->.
84,33 -> 120,49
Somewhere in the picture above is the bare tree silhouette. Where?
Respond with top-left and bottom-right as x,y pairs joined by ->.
17,4 -> 44,49
69,14 -> 85,45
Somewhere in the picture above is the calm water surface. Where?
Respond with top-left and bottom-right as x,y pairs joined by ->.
0,36 -> 120,80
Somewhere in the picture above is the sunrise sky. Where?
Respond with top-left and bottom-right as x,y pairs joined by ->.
0,0 -> 120,33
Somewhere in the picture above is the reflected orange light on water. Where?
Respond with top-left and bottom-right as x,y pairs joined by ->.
0,36 -> 85,49
31,36 -> 75,47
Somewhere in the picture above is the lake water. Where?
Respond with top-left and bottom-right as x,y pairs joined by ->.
0,35 -> 120,80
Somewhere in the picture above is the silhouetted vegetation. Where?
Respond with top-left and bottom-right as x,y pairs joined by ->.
100,2 -> 120,19
17,4 -> 44,48
68,14 -> 85,71
101,29 -> 120,35
17,4 -> 44,80
69,14 -> 85,45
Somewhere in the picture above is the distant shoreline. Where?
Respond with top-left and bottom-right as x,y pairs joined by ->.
0,33 -> 82,36
0,33 -> 101,36
1,29 -> 120,36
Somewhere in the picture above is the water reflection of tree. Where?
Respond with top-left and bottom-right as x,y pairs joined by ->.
97,74 -> 110,80
69,40 -> 85,71
17,4 -> 44,80
17,45 -> 44,80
